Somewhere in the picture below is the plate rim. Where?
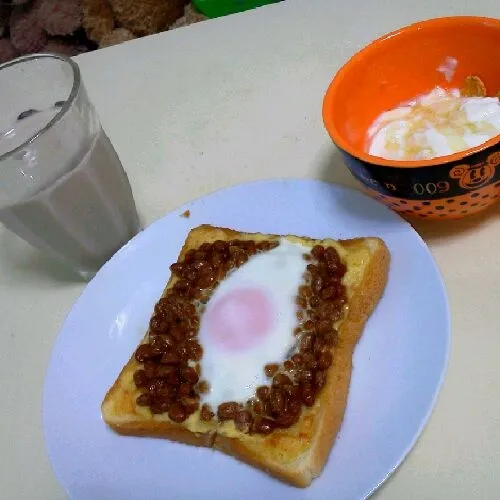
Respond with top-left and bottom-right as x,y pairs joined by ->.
42,178 -> 451,500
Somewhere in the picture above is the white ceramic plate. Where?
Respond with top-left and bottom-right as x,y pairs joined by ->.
43,179 -> 450,500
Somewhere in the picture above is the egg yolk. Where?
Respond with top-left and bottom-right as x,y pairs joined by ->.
204,287 -> 274,351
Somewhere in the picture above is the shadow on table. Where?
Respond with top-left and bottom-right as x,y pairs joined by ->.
0,210 -> 148,283
316,144 -> 500,239
0,229 -> 79,283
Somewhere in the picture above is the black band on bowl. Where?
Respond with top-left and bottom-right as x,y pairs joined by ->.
342,147 -> 500,200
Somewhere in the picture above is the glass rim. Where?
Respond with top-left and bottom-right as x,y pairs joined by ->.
0,53 -> 81,162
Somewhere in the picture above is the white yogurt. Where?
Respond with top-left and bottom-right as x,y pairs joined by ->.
367,87 -> 500,161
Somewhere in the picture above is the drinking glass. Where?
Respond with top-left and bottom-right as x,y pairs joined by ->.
0,53 -> 140,280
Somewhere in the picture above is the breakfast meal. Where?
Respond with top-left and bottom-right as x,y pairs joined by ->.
101,224 -> 390,487
367,76 -> 500,161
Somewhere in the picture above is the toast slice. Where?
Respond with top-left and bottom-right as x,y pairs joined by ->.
102,225 -> 390,487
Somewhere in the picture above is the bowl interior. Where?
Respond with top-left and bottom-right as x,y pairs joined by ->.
324,17 -> 500,159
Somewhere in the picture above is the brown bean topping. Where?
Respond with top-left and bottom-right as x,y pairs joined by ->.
180,366 -> 199,384
166,370 -> 181,386
168,403 -> 187,423
155,365 -> 177,378
234,410 -> 253,432
160,352 -> 180,365
233,252 -> 249,267
274,412 -> 300,428
247,398 -> 263,415
173,280 -> 189,295
217,402 -> 241,421
150,401 -> 170,414
182,397 -> 200,415
200,403 -> 214,421
322,330 -> 338,347
212,240 -> 227,253
135,344 -> 158,362
183,249 -> 196,263
301,386 -> 316,407
301,369 -> 315,384
273,373 -> 292,387
315,370 -> 327,390
301,353 -> 317,370
197,273 -> 215,289
148,376 -> 168,392
211,252 -> 224,267
317,351 -> 333,370
269,388 -> 286,414
176,342 -> 190,361
287,397 -> 302,416
184,327 -> 197,339
194,249 -> 207,262
253,417 -> 274,434
296,296 -> 307,308
136,393 -> 150,406
311,276 -> 323,294
283,383 -> 300,399
307,263 -> 318,275
316,320 -> 331,336
184,268 -> 198,282
150,334 -> 174,353
256,386 -> 270,401
197,380 -> 210,394
149,317 -> 163,332
169,327 -> 185,342
324,246 -> 339,264
300,333 -> 314,352
303,319 -> 314,331
254,401 -> 264,415
264,363 -> 279,377
311,245 -> 325,259
186,339 -> 203,361
245,240 -> 258,252
313,335 -> 325,353
169,262 -> 184,274
320,286 -> 338,300
133,369 -> 148,389
143,361 -> 157,378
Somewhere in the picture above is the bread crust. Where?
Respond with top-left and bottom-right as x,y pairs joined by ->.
101,225 -> 390,487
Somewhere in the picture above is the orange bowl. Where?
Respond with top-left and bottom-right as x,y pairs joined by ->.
322,16 -> 500,220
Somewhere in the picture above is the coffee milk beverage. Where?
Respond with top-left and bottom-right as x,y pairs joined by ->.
0,55 -> 140,279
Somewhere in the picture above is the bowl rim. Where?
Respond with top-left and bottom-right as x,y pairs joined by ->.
322,15 -> 500,169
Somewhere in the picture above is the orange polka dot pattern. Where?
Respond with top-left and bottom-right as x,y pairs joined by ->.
367,182 -> 500,220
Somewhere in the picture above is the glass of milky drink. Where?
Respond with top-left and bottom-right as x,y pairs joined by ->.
0,54 -> 140,280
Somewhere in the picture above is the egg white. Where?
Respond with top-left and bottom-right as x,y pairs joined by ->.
198,239 -> 308,409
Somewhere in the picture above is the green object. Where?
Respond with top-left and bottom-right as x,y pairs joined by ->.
192,0 -> 281,18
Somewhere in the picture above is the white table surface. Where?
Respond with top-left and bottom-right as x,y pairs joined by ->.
1,0 -> 499,498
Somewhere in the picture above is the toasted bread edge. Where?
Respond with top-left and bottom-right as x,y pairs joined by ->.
101,227 -> 390,487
